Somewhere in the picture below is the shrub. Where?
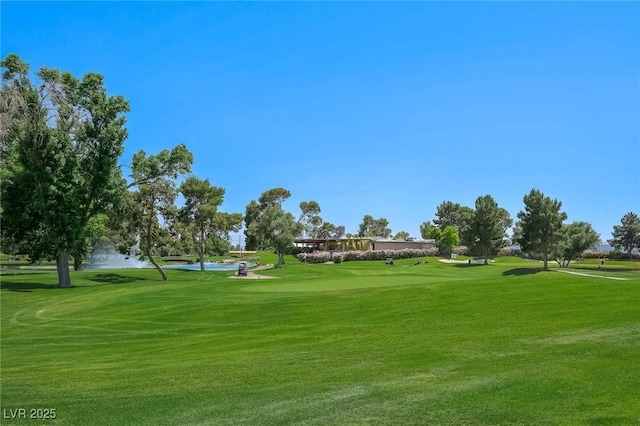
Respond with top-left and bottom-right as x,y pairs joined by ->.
297,251 -> 331,264
608,250 -> 639,261
296,248 -> 439,264
499,247 -> 522,257
453,246 -> 469,255
291,247 -> 314,255
582,251 -> 610,259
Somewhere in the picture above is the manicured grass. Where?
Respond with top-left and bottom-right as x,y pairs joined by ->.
1,256 -> 639,425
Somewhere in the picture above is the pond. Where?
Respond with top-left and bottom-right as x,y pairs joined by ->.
164,262 -> 254,271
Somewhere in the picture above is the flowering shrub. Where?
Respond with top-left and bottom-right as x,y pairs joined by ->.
296,251 -> 332,264
452,246 -> 469,255
296,247 -> 439,264
581,251 -> 611,259
499,247 -> 522,257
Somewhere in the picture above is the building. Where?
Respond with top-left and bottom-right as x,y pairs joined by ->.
295,233 -> 436,252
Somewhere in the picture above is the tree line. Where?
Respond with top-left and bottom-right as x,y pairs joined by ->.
420,195 -> 640,269
2,55 -> 638,287
0,55 -> 244,285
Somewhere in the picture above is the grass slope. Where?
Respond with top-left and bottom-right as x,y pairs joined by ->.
1,256 -> 639,425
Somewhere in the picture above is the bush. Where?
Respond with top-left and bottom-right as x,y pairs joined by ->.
453,246 -> 469,255
296,248 -> 439,264
564,250 -> 638,261
582,251 -> 610,259
296,251 -> 332,264
499,247 -> 522,257
291,247 -> 314,255
608,250 -> 639,261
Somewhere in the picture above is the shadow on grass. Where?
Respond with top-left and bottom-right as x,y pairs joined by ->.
452,263 -> 486,268
502,268 -> 544,276
0,271 -> 50,276
88,273 -> 148,284
1,282 -> 61,292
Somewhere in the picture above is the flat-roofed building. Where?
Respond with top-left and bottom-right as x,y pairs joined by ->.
295,234 -> 436,252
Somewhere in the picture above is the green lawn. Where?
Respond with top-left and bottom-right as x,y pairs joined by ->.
1,256 -> 639,425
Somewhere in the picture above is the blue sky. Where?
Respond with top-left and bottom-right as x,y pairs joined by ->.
2,2 -> 639,242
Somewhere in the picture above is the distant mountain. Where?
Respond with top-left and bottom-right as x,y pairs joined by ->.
592,244 -> 639,254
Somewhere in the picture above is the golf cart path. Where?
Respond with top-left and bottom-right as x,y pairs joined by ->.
229,264 -> 279,280
555,269 -> 630,281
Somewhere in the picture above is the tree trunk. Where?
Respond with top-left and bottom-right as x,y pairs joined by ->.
199,230 -> 205,272
56,251 -> 72,288
148,253 -> 168,281
144,225 -> 167,281
73,254 -> 83,271
543,252 -> 549,271
275,252 -> 284,268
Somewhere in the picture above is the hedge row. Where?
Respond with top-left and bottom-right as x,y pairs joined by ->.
581,250 -> 639,260
296,248 -> 440,264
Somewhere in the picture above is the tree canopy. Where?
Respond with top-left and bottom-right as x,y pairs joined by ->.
128,144 -> 193,280
243,188 -> 302,267
247,204 -> 302,268
258,187 -> 291,208
419,221 -> 441,241
515,189 -> 567,270
179,176 -> 230,271
433,201 -> 472,231
298,201 -> 322,238
357,215 -> 389,238
609,212 -> 640,259
553,222 -> 600,267
393,231 -> 410,241
315,222 -> 337,239
1,54 -> 129,287
244,188 -> 292,250
438,226 -> 460,257
469,195 -> 512,264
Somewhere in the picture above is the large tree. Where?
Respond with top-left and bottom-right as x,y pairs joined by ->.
419,221 -> 441,241
243,187 -> 292,250
515,189 -> 567,270
298,200 -> 322,238
609,212 -> 640,259
258,187 -> 291,208
438,226 -> 460,257
243,200 -> 261,251
211,212 -> 244,243
394,231 -> 410,241
315,222 -> 337,239
469,195 -> 512,264
128,144 -> 193,280
247,205 -> 302,268
357,215 -> 389,238
433,201 -> 472,230
554,222 -> 600,267
0,54 -> 129,287
179,176 -> 225,271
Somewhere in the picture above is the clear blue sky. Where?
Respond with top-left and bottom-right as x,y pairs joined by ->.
2,2 -> 639,242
